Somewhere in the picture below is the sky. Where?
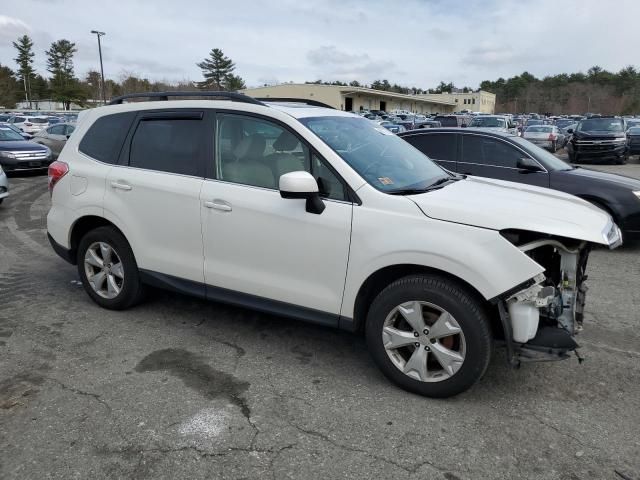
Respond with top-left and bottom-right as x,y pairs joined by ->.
1,0 -> 639,90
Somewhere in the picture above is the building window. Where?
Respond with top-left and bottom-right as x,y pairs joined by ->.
455,99 -> 458,103
472,98 -> 476,105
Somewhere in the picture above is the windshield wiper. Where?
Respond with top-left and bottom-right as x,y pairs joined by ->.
388,176 -> 461,195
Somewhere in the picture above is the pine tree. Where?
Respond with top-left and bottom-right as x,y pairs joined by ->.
224,74 -> 246,92
196,48 -> 245,91
12,35 -> 35,106
45,39 -> 85,109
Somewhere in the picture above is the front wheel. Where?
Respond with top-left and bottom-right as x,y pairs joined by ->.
77,226 -> 145,310
365,275 -> 492,398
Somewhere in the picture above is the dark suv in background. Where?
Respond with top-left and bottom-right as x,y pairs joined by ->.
566,116 -> 629,164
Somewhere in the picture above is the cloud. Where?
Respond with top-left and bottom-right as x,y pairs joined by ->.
306,46 -> 394,81
0,15 -> 30,42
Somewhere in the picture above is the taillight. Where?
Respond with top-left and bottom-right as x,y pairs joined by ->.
548,133 -> 557,141
48,161 -> 69,195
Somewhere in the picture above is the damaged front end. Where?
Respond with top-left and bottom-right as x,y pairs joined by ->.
497,224 -> 621,366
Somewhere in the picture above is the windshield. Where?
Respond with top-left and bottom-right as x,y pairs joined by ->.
470,117 -> 506,128
512,137 -> 572,171
299,116 -> 449,192
0,127 -> 26,141
576,118 -> 624,132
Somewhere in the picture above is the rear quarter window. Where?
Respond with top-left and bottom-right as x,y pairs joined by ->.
79,112 -> 136,164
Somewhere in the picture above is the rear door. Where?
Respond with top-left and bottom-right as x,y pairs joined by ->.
402,132 -> 458,172
459,133 -> 550,187
103,110 -> 208,286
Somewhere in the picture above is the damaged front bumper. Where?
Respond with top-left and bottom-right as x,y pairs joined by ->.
496,238 -> 595,366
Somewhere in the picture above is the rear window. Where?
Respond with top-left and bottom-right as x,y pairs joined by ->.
79,112 -> 136,164
29,117 -> 48,123
526,126 -> 552,133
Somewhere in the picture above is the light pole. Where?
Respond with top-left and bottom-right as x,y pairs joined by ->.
91,30 -> 106,105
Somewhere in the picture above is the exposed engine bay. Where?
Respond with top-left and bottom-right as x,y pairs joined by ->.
499,230 -> 593,364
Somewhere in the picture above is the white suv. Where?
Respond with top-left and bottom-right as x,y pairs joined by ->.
46,92 -> 621,397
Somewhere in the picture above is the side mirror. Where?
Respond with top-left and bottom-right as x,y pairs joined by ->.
566,128 -> 573,134
279,171 -> 325,215
66,135 -> 71,139
517,157 -> 544,173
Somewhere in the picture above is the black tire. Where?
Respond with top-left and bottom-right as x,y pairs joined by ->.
365,274 -> 492,398
76,226 -> 145,310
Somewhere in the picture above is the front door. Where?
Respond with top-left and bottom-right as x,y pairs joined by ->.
458,133 -> 549,187
200,112 -> 353,322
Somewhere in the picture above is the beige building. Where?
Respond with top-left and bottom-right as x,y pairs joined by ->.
417,91 -> 496,114
242,84 -> 457,114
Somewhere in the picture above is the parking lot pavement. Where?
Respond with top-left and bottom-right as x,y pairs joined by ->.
1,172 -> 639,480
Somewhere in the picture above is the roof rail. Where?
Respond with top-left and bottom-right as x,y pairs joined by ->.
108,91 -> 266,106
254,97 -> 335,109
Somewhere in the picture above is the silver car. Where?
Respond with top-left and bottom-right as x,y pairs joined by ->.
523,125 -> 564,152
0,164 -> 9,205
468,115 -> 519,135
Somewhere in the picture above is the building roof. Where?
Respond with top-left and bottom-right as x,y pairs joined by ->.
243,84 -> 457,106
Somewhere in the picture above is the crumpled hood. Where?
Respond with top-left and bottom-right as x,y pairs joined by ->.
409,176 -> 613,245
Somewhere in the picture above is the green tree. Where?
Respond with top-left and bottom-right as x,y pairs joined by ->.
12,34 -> 35,106
197,48 -> 245,91
225,74 -> 246,91
45,39 -> 85,109
0,64 -> 21,108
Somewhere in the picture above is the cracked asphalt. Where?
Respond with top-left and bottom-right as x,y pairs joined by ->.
1,161 -> 639,480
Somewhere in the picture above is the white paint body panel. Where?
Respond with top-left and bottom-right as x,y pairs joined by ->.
103,166 -> 205,283
410,176 -> 612,244
200,180 -> 352,313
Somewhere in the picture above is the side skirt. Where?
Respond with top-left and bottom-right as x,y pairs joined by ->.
139,269 -> 352,330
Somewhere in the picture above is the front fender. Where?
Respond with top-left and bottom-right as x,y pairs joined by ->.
341,207 -> 544,319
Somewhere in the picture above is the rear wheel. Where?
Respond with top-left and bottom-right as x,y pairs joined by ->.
77,226 -> 144,310
365,275 -> 492,398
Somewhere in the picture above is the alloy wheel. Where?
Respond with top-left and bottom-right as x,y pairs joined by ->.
84,242 -> 125,299
382,301 -> 466,382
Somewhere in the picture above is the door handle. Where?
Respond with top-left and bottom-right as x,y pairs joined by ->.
204,200 -> 232,212
110,181 -> 132,191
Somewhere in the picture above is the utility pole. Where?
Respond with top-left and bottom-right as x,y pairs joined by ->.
91,30 -> 107,105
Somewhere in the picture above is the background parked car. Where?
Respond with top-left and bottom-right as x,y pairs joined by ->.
433,114 -> 470,127
32,123 -> 76,159
398,128 -> 640,241
0,164 -> 8,205
0,122 -> 34,140
0,124 -> 53,172
627,126 -> 640,156
522,125 -> 565,152
7,115 -> 49,134
468,115 -> 518,135
566,116 -> 629,164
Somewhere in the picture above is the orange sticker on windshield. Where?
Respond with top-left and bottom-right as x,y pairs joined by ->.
378,177 -> 394,185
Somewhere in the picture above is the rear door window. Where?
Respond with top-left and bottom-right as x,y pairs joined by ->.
129,116 -> 205,177
461,135 -> 521,168
79,112 -> 136,164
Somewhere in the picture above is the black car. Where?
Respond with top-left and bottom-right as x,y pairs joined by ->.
0,124 -> 52,172
566,116 -> 629,164
398,128 -> 640,241
628,126 -> 640,155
